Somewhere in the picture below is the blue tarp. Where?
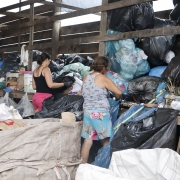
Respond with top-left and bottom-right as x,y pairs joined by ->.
91,105 -> 157,168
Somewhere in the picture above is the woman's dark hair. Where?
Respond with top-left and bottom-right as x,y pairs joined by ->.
90,56 -> 110,72
37,52 -> 51,65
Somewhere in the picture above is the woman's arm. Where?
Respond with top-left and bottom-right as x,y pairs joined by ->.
43,67 -> 64,88
32,77 -> 36,90
104,76 -> 122,99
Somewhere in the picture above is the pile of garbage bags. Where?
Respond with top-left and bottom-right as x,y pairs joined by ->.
108,1 -> 154,32
137,18 -> 177,66
0,53 -> 21,78
34,94 -> 84,121
105,30 -> 150,81
91,106 -> 178,169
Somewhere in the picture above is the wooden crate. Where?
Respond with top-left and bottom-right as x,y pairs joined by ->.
17,74 -> 24,91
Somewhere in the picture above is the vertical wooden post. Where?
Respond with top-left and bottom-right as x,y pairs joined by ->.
52,0 -> 62,60
28,3 -> 34,71
98,0 -> 108,56
18,0 -> 21,54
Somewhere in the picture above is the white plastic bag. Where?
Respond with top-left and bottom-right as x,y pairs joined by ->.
20,44 -> 29,66
16,93 -> 34,117
0,93 -> 17,108
0,103 -> 22,120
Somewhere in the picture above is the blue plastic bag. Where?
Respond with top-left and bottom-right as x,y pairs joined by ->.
149,66 -> 167,77
106,71 -> 129,94
108,98 -> 120,126
105,30 -> 150,81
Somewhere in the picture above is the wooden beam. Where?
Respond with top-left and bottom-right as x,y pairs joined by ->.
0,0 -> 45,13
99,0 -> 108,56
0,0 -> 156,31
0,5 -> 52,24
0,24 -> 8,28
28,3 -> 35,71
18,0 -> 21,54
155,9 -> 171,19
1,11 -> 48,20
26,26 -> 180,50
58,43 -> 99,54
60,21 -> 100,35
41,1 -> 82,11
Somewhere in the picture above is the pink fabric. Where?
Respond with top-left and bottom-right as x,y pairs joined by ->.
32,93 -> 52,111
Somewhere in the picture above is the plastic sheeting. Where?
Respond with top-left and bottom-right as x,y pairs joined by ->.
78,149 -> 180,180
127,76 -> 166,103
137,18 -> 177,67
108,1 -> 154,32
111,108 -> 178,154
105,30 -> 150,81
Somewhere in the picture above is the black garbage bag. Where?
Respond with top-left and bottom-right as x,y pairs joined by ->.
49,60 -> 64,72
170,3 -> 180,21
128,76 -> 164,103
52,75 -> 75,98
51,72 -> 60,80
111,108 -> 178,154
34,94 -> 84,120
58,54 -> 94,66
33,50 -> 42,61
162,56 -> 180,86
3,53 -> 20,64
173,0 -> 180,5
108,1 -> 154,32
137,18 -> 177,67
172,35 -> 180,56
54,58 -> 65,65
60,71 -> 83,80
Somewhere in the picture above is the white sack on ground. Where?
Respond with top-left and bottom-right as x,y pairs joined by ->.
75,164 -> 129,180
0,119 -> 82,180
109,148 -> 180,180
76,149 -> 180,180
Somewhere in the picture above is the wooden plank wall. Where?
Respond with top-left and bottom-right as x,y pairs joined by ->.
0,0 -> 175,60
0,4 -> 100,59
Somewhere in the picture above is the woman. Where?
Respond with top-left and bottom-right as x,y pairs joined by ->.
32,52 -> 70,112
81,56 -> 122,163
